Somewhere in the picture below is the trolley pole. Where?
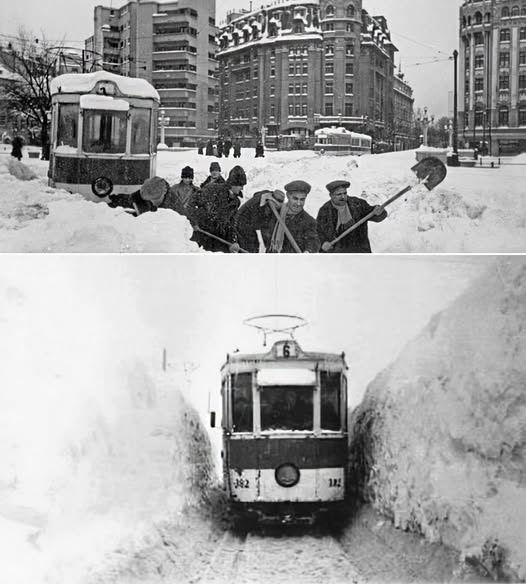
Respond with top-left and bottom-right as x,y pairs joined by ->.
162,348 -> 167,371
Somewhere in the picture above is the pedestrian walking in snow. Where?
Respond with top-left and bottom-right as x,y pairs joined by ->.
233,140 -> 242,158
205,139 -> 214,156
255,141 -> 265,158
223,138 -> 232,158
316,180 -> 387,253
10,130 -> 23,161
216,138 -> 224,158
188,165 -> 247,253
200,161 -> 225,189
170,166 -> 200,217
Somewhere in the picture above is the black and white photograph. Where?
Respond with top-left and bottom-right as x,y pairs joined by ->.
0,1 -> 525,583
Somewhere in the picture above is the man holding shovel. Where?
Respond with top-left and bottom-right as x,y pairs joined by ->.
317,180 -> 387,253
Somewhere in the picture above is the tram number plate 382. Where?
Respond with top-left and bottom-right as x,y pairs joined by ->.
328,478 -> 342,488
233,477 -> 250,489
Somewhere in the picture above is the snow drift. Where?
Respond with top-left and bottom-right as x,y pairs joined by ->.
349,256 -> 526,581
0,148 -> 525,252
0,262 -> 216,584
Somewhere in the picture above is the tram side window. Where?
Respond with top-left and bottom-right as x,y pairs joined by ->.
260,386 -> 313,431
82,110 -> 127,154
57,104 -> 79,149
320,371 -> 341,430
232,372 -> 253,432
131,108 -> 151,154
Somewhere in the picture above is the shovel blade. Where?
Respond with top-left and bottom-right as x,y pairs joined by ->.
411,156 -> 447,191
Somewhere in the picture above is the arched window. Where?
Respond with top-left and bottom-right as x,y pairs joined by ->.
498,105 -> 509,126
485,12 -> 491,22
346,4 -> 355,18
501,6 -> 510,17
475,11 -> 483,23
326,4 -> 335,17
511,5 -> 520,16
522,6 -> 526,16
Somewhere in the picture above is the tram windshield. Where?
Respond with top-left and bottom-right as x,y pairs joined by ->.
130,108 -> 151,154
232,372 -> 253,432
82,110 -> 127,153
320,371 -> 341,431
57,104 -> 79,149
260,386 -> 313,431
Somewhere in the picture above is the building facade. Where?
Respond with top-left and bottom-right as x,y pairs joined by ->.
392,70 -> 414,150
459,0 -> 526,154
86,0 -> 218,146
217,1 -> 410,148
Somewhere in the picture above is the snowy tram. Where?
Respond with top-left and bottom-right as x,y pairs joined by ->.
314,126 -> 372,156
213,315 -> 348,525
48,71 -> 160,201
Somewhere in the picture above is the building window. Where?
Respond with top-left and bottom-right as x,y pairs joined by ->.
475,108 -> 484,126
474,32 -> 484,45
520,27 -> 526,40
302,82 -> 308,94
270,66 -> 275,77
519,74 -> 526,90
498,106 -> 509,126
324,22 -> 334,31
302,103 -> 307,116
295,82 -> 302,94
270,84 -> 275,96
270,103 -> 275,117
325,44 -> 334,55
326,4 -> 335,17
345,62 -> 354,75
289,84 -> 295,94
475,54 -> 484,68
485,12 -> 491,23
499,52 -> 510,67
511,5 -> 520,17
302,62 -> 308,74
346,4 -> 355,18
325,81 -> 334,94
475,11 -> 483,24
344,103 -> 353,116
295,104 -> 301,115
500,28 -> 511,42
325,62 -> 334,74
465,79 -> 470,94
289,64 -> 295,75
345,82 -> 353,94
288,104 -> 294,116
346,23 -> 354,32
345,43 -> 354,56
519,107 -> 526,125
325,102 -> 333,116
501,6 -> 510,17
499,74 -> 510,89
475,77 -> 484,91
520,50 -> 526,65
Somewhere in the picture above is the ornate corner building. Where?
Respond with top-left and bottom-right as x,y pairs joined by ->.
217,0 -> 413,149
86,0 -> 219,147
459,0 -> 526,154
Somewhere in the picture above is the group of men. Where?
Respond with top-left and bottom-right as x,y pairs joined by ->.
109,160 -> 387,253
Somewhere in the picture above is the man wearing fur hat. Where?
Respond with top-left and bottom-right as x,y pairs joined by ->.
200,161 -> 225,189
170,166 -> 199,217
188,165 -> 247,252
316,180 -> 387,253
109,176 -> 174,215
237,180 -> 319,253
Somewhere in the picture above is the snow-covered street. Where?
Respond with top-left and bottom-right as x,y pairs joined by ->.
0,148 -> 525,252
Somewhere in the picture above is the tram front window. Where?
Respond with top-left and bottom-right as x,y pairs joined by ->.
232,372 -> 253,433
320,371 -> 341,431
57,104 -> 78,149
82,110 -> 127,154
131,108 -> 151,154
260,386 -> 313,431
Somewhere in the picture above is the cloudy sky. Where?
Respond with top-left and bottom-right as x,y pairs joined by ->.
1,0 -> 461,117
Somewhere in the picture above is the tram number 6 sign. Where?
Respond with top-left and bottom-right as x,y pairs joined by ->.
277,341 -> 296,359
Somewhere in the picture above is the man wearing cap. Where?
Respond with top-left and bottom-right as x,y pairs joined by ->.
107,176 -> 175,216
258,180 -> 319,253
316,180 -> 387,253
188,165 -> 247,252
169,166 -> 199,218
200,162 -> 225,189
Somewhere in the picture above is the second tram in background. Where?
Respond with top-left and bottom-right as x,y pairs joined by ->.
211,315 -> 349,525
48,70 -> 160,202
314,126 -> 372,156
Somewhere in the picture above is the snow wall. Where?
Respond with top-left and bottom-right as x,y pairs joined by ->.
0,263 -> 216,584
348,256 -> 526,581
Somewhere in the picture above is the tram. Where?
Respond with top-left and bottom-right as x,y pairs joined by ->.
212,315 -> 349,525
48,70 -> 160,201
314,126 -> 372,156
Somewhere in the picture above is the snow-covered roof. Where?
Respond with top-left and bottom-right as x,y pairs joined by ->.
50,71 -> 160,101
79,94 -> 129,111
257,368 -> 316,386
314,127 -> 371,140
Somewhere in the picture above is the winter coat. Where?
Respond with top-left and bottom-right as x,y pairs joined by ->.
205,140 -> 214,156
111,188 -> 183,216
223,140 -> 232,158
187,181 -> 242,252
316,195 -> 387,253
233,143 -> 241,158
255,143 -> 265,158
200,175 -> 226,189
169,181 -> 200,217
235,190 -> 277,253
260,208 -> 320,253
11,135 -> 23,160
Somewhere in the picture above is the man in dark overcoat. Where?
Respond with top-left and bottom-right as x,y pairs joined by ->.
316,180 -> 387,253
187,165 -> 247,253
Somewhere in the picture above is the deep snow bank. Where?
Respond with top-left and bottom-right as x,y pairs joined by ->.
0,263 -> 216,584
349,256 -> 526,581
0,148 -> 525,252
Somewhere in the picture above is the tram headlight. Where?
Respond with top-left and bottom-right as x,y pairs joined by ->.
91,176 -> 113,198
275,463 -> 300,488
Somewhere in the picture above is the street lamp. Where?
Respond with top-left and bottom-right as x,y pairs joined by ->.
444,119 -> 454,150
451,49 -> 459,165
418,106 -> 434,147
158,109 -> 170,148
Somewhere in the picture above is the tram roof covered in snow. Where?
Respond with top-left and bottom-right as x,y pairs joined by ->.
50,71 -> 160,101
314,127 -> 371,141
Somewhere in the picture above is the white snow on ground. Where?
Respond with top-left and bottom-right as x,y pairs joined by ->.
0,148 -> 524,252
0,260 -> 215,584
349,256 -> 526,581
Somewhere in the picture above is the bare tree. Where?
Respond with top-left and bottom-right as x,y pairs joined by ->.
0,29 -> 64,160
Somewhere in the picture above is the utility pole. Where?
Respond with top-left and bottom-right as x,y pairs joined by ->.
451,49 -> 459,165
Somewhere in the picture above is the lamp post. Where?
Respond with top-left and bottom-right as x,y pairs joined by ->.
451,48 -> 459,165
419,106 -> 434,147
444,119 -> 454,150
158,109 -> 170,148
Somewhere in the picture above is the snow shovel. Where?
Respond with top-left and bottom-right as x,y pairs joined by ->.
327,156 -> 447,248
267,200 -> 303,253
194,226 -> 248,253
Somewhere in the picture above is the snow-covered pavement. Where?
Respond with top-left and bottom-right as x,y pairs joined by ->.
0,148 -> 524,252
